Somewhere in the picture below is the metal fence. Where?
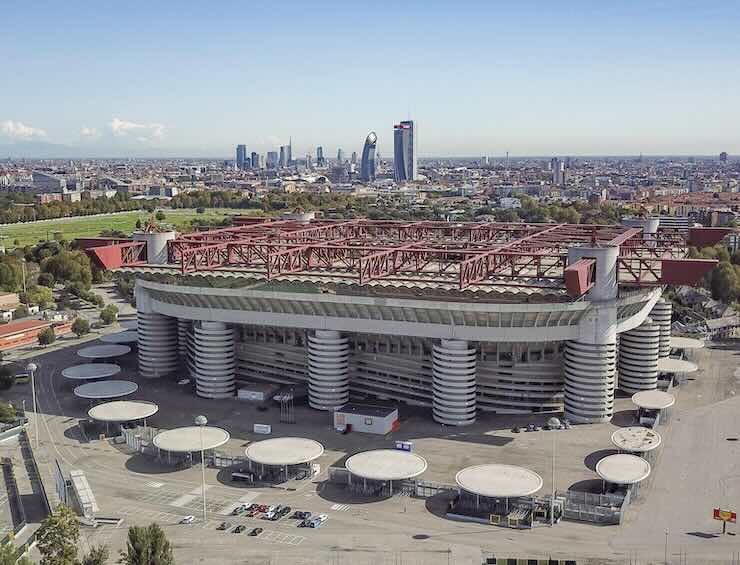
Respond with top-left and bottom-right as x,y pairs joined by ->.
558,489 -> 626,525
1,457 -> 26,533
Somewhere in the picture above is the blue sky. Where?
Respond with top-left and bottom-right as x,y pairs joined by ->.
1,1 -> 738,157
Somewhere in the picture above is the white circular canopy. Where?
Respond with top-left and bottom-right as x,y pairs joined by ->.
77,344 -> 132,360
345,449 -> 427,481
62,363 -> 121,380
88,400 -> 158,422
596,454 -> 651,485
153,426 -> 230,453
100,331 -> 138,345
611,427 -> 662,453
632,389 -> 676,410
74,380 -> 138,399
669,336 -> 704,350
657,357 -> 698,374
245,437 -> 324,466
455,464 -> 543,498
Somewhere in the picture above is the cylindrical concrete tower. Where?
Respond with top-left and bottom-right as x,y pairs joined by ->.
618,318 -> 660,394
177,318 -> 190,358
563,341 -> 617,423
132,230 -> 176,264
307,330 -> 349,410
191,321 -> 236,399
432,339 -> 477,426
137,312 -> 178,378
650,299 -> 672,358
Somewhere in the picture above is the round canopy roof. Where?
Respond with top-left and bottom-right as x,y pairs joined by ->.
632,389 -> 676,410
100,331 -> 138,345
345,449 -> 427,481
455,464 -> 543,498
611,426 -> 662,453
74,380 -> 138,399
245,437 -> 324,466
61,363 -> 121,380
120,319 -> 138,330
88,400 -> 158,422
669,336 -> 704,350
596,454 -> 651,485
77,344 -> 131,360
657,357 -> 698,374
153,426 -> 230,453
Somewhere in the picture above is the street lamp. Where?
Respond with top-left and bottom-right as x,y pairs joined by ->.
195,414 -> 208,522
26,362 -> 38,449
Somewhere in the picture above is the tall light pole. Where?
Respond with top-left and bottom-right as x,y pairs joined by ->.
26,362 -> 38,449
195,415 -> 207,522
21,259 -> 26,294
665,528 -> 669,565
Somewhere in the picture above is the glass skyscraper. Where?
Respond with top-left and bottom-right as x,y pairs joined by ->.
236,144 -> 247,170
393,120 -> 417,182
360,131 -> 377,182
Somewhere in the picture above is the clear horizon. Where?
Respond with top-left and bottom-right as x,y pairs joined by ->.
2,1 -> 739,158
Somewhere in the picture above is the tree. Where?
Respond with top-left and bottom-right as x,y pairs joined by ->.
119,524 -> 174,565
0,366 -> 15,391
710,262 -> 738,303
36,504 -> 80,565
71,318 -> 90,337
155,211 -> 166,221
21,286 -> 54,309
135,219 -> 142,230
40,251 -> 93,290
99,305 -> 118,325
37,272 -> 55,287
38,327 -> 56,346
0,541 -> 34,565
14,304 -> 29,319
81,545 -> 109,565
0,402 -> 16,423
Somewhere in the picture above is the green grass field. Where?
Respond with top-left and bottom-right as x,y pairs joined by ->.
0,208 -> 259,248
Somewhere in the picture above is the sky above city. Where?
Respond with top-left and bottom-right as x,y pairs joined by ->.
1,1 -> 738,158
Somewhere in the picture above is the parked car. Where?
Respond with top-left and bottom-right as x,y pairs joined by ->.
249,527 -> 263,536
295,470 -> 307,480
233,525 -> 246,533
263,511 -> 276,520
309,514 -> 328,528
511,426 -> 522,433
217,522 -> 231,530
292,510 -> 311,520
179,515 -> 195,525
177,378 -> 191,386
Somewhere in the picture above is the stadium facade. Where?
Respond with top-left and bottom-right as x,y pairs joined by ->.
81,218 -> 727,426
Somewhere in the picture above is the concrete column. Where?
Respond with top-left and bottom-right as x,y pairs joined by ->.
177,319 -> 191,358
307,330 -> 349,410
618,317 -> 660,394
192,321 -> 236,399
137,312 -> 178,378
650,299 -> 672,358
432,339 -> 477,426
563,341 -> 617,423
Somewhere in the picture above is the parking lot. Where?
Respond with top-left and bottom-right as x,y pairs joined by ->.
4,337 -> 738,564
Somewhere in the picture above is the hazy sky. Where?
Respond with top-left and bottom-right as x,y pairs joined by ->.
1,1 -> 738,157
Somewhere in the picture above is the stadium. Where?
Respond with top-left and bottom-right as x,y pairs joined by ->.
80,216 -> 727,426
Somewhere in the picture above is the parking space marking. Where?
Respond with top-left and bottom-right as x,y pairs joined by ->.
144,481 -> 164,488
170,494 -> 196,507
330,503 -> 351,512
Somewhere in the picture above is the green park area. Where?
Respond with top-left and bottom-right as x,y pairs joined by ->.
0,208 -> 256,248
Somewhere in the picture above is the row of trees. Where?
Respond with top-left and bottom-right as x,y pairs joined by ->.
0,193 -> 160,225
688,245 -> 740,304
5,504 -> 176,565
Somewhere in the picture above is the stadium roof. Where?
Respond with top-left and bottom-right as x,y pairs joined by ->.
86,218 -> 727,298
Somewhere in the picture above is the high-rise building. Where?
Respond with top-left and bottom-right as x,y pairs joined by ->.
481,156 -> 489,167
316,146 -> 325,167
287,137 -> 293,165
279,146 -> 287,168
393,120 -> 417,182
236,145 -> 247,170
360,131 -> 377,182
251,152 -> 260,170
306,154 -> 313,170
720,151 -> 728,163
267,151 -> 278,169
351,151 -> 357,165
337,148 -> 345,165
550,157 -> 565,185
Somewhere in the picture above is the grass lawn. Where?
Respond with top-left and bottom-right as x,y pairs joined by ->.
0,208 -> 260,248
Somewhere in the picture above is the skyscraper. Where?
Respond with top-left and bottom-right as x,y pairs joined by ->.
550,157 -> 565,185
720,151 -> 728,163
251,151 -> 259,169
337,148 -> 345,165
287,137 -> 293,165
393,120 -> 417,182
267,151 -> 278,169
316,146 -> 325,167
360,131 -> 377,182
279,146 -> 286,168
351,151 -> 357,165
236,145 -> 247,170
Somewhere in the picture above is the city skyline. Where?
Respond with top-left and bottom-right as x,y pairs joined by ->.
1,1 -> 739,158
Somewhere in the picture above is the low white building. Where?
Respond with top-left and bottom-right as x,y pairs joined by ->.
499,197 -> 522,209
333,404 -> 399,435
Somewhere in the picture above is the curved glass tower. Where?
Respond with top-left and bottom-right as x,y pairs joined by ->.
360,131 -> 377,182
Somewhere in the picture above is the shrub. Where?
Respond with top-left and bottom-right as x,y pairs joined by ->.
71,318 -> 90,337
38,327 -> 56,346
